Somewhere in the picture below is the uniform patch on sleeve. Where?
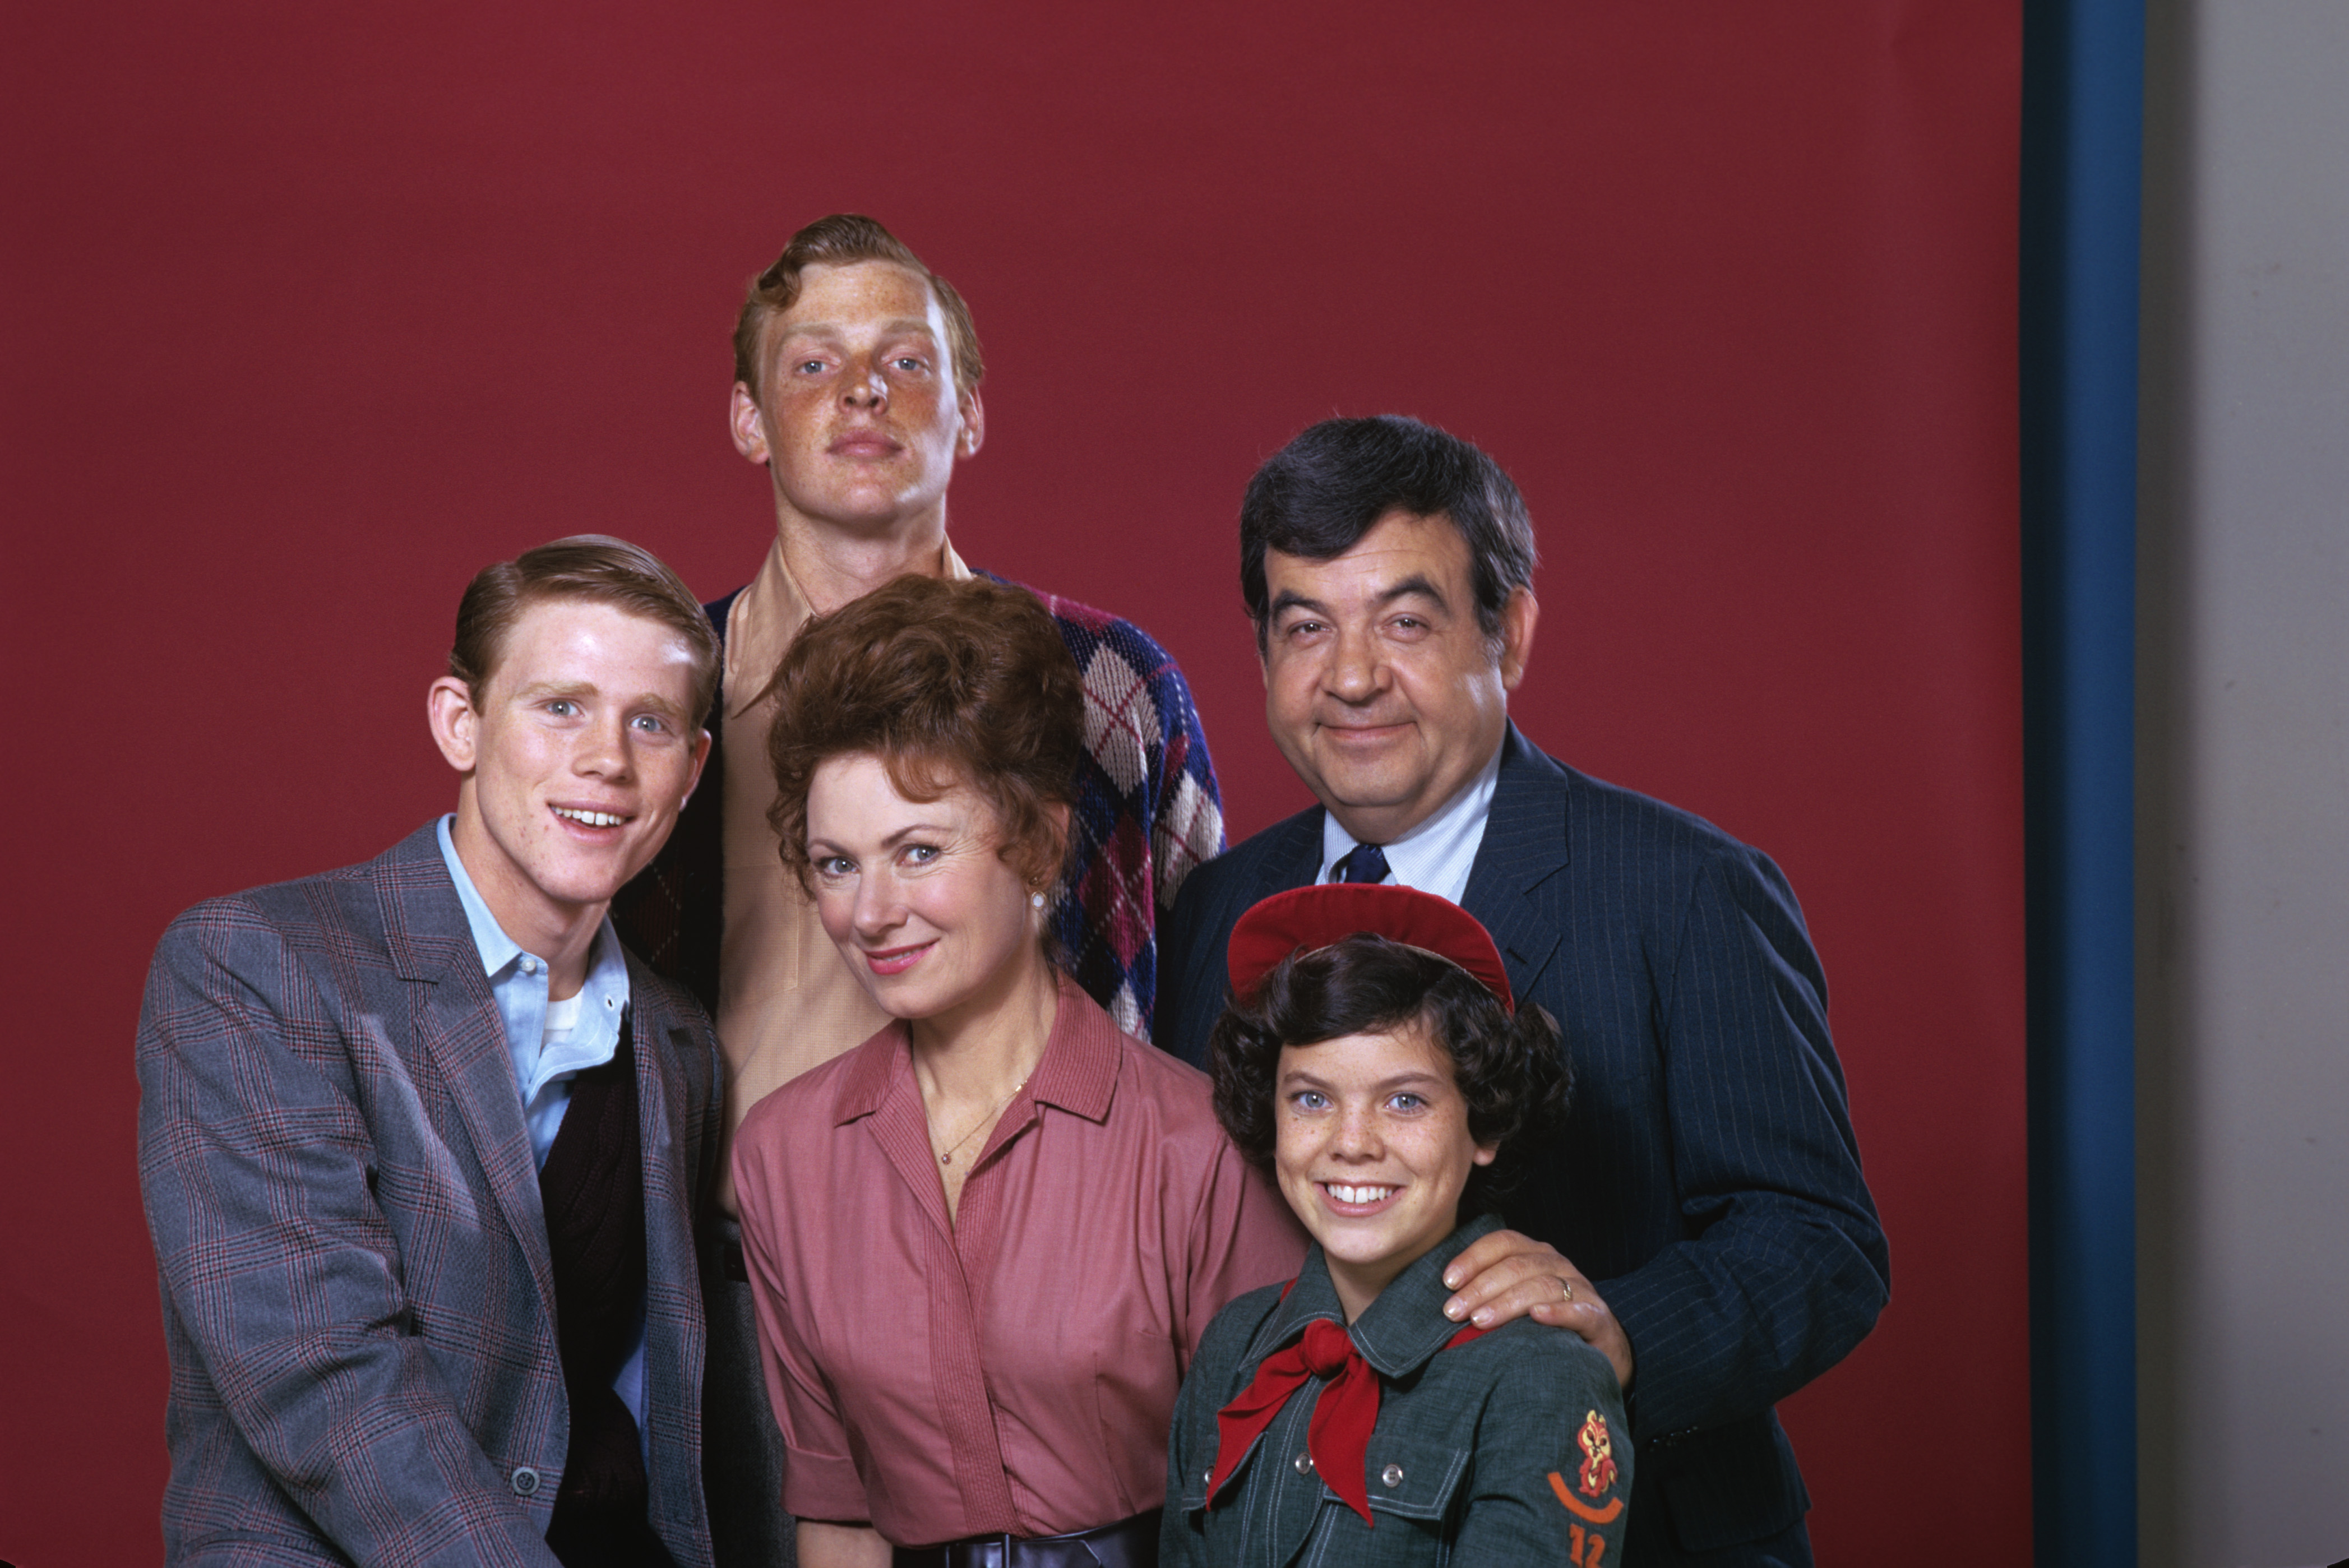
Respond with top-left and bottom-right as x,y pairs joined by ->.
1575,1409 -> 1619,1498
1546,1410 -> 1625,1558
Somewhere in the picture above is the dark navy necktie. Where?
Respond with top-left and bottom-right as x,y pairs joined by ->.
1336,843 -> 1391,884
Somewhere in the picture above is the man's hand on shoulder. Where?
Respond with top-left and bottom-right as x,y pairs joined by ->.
1441,1228 -> 1635,1391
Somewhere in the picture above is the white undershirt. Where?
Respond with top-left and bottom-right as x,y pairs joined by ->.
544,992 -> 584,1043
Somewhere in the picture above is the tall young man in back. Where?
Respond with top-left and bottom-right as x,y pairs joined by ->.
612,216 -> 1225,1564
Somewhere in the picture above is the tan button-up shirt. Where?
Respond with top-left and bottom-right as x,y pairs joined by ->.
715,536 -> 974,1122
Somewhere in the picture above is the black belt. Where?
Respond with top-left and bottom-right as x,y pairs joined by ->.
892,1510 -> 1160,1568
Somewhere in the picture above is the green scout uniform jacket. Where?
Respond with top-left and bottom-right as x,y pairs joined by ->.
1163,1213 -> 1633,1566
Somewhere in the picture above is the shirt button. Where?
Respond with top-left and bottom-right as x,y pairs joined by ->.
510,1465 -> 541,1496
1293,1451 -> 1314,1474
1382,1463 -> 1405,1488
520,957 -> 538,975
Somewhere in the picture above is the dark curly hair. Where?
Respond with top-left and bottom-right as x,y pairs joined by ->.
761,575 -> 1083,899
1208,935 -> 1569,1215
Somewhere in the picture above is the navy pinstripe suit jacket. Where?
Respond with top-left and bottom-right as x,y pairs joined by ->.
136,824 -> 724,1567
1154,728 -> 1889,1565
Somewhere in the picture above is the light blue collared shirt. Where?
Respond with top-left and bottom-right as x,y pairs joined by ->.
1315,739 -> 1505,905
436,815 -> 647,1434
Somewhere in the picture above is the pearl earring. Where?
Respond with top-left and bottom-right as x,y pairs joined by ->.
1030,891 -> 1046,911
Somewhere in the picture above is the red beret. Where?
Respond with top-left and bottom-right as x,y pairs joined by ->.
1225,884 -> 1514,1013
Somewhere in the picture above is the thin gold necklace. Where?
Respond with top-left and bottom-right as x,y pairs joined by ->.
931,1076 -> 1027,1166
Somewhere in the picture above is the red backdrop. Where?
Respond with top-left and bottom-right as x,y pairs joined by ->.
1,3 -> 2022,1562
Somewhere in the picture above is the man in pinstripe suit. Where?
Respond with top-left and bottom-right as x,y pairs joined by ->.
1154,418 -> 1889,1568
137,538 -> 725,1567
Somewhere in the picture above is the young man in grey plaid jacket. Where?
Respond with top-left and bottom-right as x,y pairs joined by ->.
137,536 -> 725,1568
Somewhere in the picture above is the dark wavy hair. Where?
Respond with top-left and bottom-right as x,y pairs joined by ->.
761,574 -> 1083,900
1208,935 -> 1569,1215
1238,415 -> 1537,655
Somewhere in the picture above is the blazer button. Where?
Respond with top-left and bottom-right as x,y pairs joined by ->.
1293,1451 -> 1314,1474
510,1465 -> 542,1497
1381,1464 -> 1405,1488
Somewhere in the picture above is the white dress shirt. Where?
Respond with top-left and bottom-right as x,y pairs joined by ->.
1314,739 -> 1505,904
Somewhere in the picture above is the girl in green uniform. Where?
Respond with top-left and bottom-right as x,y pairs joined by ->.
1163,884 -> 1633,1567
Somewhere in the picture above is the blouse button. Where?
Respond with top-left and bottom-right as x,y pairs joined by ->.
1381,1463 -> 1405,1488
1293,1451 -> 1315,1474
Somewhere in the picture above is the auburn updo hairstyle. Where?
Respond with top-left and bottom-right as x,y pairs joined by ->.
761,573 -> 1084,900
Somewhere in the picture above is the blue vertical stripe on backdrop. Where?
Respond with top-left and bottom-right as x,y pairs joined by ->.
2019,0 -> 2142,1562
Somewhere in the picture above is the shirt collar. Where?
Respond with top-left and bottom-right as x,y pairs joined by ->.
437,812 -> 529,980
831,974 -> 1122,1128
1245,1211 -> 1506,1379
434,815 -> 630,1099
1318,738 -> 1505,900
727,534 -> 973,721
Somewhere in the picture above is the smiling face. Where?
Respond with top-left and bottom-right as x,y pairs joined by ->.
429,597 -> 709,956
729,259 -> 983,540
1273,1023 -> 1499,1320
1260,510 -> 1537,847
803,752 -> 1052,1034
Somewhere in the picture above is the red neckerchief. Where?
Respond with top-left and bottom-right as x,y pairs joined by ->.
1206,1308 -> 1487,1526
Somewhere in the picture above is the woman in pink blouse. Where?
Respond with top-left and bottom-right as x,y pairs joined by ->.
732,575 -> 1575,1567
730,575 -> 1303,1568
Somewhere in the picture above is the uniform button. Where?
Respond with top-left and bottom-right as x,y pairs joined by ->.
1381,1464 -> 1405,1488
510,1465 -> 541,1496
1204,1470 -> 1214,1484
1293,1451 -> 1314,1474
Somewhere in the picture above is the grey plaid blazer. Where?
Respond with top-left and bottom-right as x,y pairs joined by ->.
136,824 -> 724,1567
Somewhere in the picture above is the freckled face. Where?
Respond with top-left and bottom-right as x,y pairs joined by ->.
804,753 -> 1043,1028
1273,1024 -> 1497,1313
432,599 -> 708,936
729,260 -> 982,536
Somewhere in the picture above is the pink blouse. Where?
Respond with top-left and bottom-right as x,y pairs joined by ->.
731,978 -> 1306,1548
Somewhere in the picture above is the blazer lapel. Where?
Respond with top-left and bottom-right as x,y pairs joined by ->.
378,828 -> 559,1328
628,979 -> 705,1531
1460,727 -> 1573,1006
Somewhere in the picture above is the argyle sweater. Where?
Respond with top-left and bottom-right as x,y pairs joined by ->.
610,576 -> 1224,1038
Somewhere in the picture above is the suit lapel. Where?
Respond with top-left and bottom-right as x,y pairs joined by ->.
378,828 -> 559,1327
1264,811 -> 1325,895
1460,728 -> 1573,1006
